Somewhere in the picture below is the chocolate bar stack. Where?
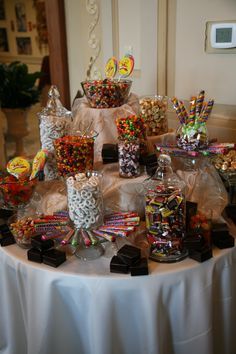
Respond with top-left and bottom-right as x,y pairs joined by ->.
211,222 -> 235,249
102,144 -> 118,164
184,201 -> 213,262
0,223 -> 15,246
28,235 -> 66,267
110,244 -> 149,276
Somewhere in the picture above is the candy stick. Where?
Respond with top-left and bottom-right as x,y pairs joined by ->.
105,212 -> 138,221
171,97 -> 185,124
60,228 -> 75,245
200,99 -> 214,122
195,90 -> 205,115
179,100 -> 189,123
92,229 -> 116,242
104,220 -> 140,226
98,225 -> 135,231
188,96 -> 197,123
87,230 -> 99,246
97,227 -> 128,237
80,229 -> 91,247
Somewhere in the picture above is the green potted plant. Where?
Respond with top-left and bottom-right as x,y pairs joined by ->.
0,61 -> 41,156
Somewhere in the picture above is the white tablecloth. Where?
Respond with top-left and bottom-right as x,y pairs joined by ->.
0,242 -> 236,354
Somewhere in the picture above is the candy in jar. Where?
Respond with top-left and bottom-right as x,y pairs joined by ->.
38,85 -> 72,180
139,95 -> 168,136
118,138 -> 140,178
143,154 -> 187,262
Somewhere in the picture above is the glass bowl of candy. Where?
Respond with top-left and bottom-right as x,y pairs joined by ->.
0,175 -> 36,210
8,215 -> 36,248
81,79 -> 132,109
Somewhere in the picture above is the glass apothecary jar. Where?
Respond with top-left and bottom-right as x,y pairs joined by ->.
143,154 -> 187,262
139,95 -> 168,136
118,138 -> 140,178
66,171 -> 104,260
38,85 -> 72,180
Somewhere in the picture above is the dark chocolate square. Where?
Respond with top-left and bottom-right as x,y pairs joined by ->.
183,234 -> 205,251
0,223 -> 11,234
130,258 -> 149,276
110,255 -> 129,274
0,233 -> 16,246
117,244 -> 141,265
42,249 -> 66,267
27,248 -> 43,263
189,246 -> 213,262
213,235 -> 235,249
31,235 -> 54,251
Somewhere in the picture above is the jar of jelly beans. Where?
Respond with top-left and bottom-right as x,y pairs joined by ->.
144,154 -> 188,262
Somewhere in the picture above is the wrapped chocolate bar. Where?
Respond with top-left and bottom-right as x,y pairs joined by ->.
38,86 -> 72,180
143,154 -> 188,262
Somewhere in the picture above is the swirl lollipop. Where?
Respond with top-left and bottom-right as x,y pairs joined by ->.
118,54 -> 135,78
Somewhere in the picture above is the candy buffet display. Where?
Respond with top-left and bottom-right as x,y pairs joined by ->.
54,135 -> 94,177
143,154 -> 188,262
38,85 -> 72,180
139,95 -> 168,136
172,90 -> 214,151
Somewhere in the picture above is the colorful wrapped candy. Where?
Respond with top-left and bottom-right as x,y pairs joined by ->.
172,90 -> 214,151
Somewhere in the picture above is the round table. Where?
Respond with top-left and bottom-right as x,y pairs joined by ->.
0,242 -> 236,354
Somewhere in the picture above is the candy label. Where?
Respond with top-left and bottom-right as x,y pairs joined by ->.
7,157 -> 31,179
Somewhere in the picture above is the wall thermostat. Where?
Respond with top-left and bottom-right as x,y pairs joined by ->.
211,23 -> 236,48
205,20 -> 236,53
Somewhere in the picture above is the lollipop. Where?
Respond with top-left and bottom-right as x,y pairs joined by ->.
118,54 -> 134,78
7,157 -> 31,179
105,57 -> 118,79
30,149 -> 49,180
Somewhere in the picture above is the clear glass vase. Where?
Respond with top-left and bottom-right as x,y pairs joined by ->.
118,138 -> 140,178
66,171 -> 104,260
176,122 -> 209,151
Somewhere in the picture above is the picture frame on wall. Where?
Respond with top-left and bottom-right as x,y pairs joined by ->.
16,37 -> 32,54
0,28 -> 9,52
0,0 -> 6,21
15,2 -> 27,32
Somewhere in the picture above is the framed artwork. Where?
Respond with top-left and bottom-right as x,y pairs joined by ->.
15,2 -> 27,32
0,0 -> 5,20
0,28 -> 8,52
16,37 -> 32,54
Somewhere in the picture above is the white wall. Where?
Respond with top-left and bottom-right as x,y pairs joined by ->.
174,0 -> 236,105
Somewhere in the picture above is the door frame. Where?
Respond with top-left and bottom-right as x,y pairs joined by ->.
45,0 -> 71,108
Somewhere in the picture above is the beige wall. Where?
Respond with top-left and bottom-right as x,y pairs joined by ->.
167,0 -> 236,142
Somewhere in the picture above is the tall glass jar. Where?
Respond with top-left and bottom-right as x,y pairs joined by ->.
139,95 -> 168,136
144,154 -> 187,262
118,138 -> 140,178
66,171 -> 104,260
38,85 -> 72,180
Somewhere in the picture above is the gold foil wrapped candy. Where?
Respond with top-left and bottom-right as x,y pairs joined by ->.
213,150 -> 236,172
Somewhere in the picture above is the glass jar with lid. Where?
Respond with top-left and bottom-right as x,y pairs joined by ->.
143,154 -> 188,262
38,85 -> 72,180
